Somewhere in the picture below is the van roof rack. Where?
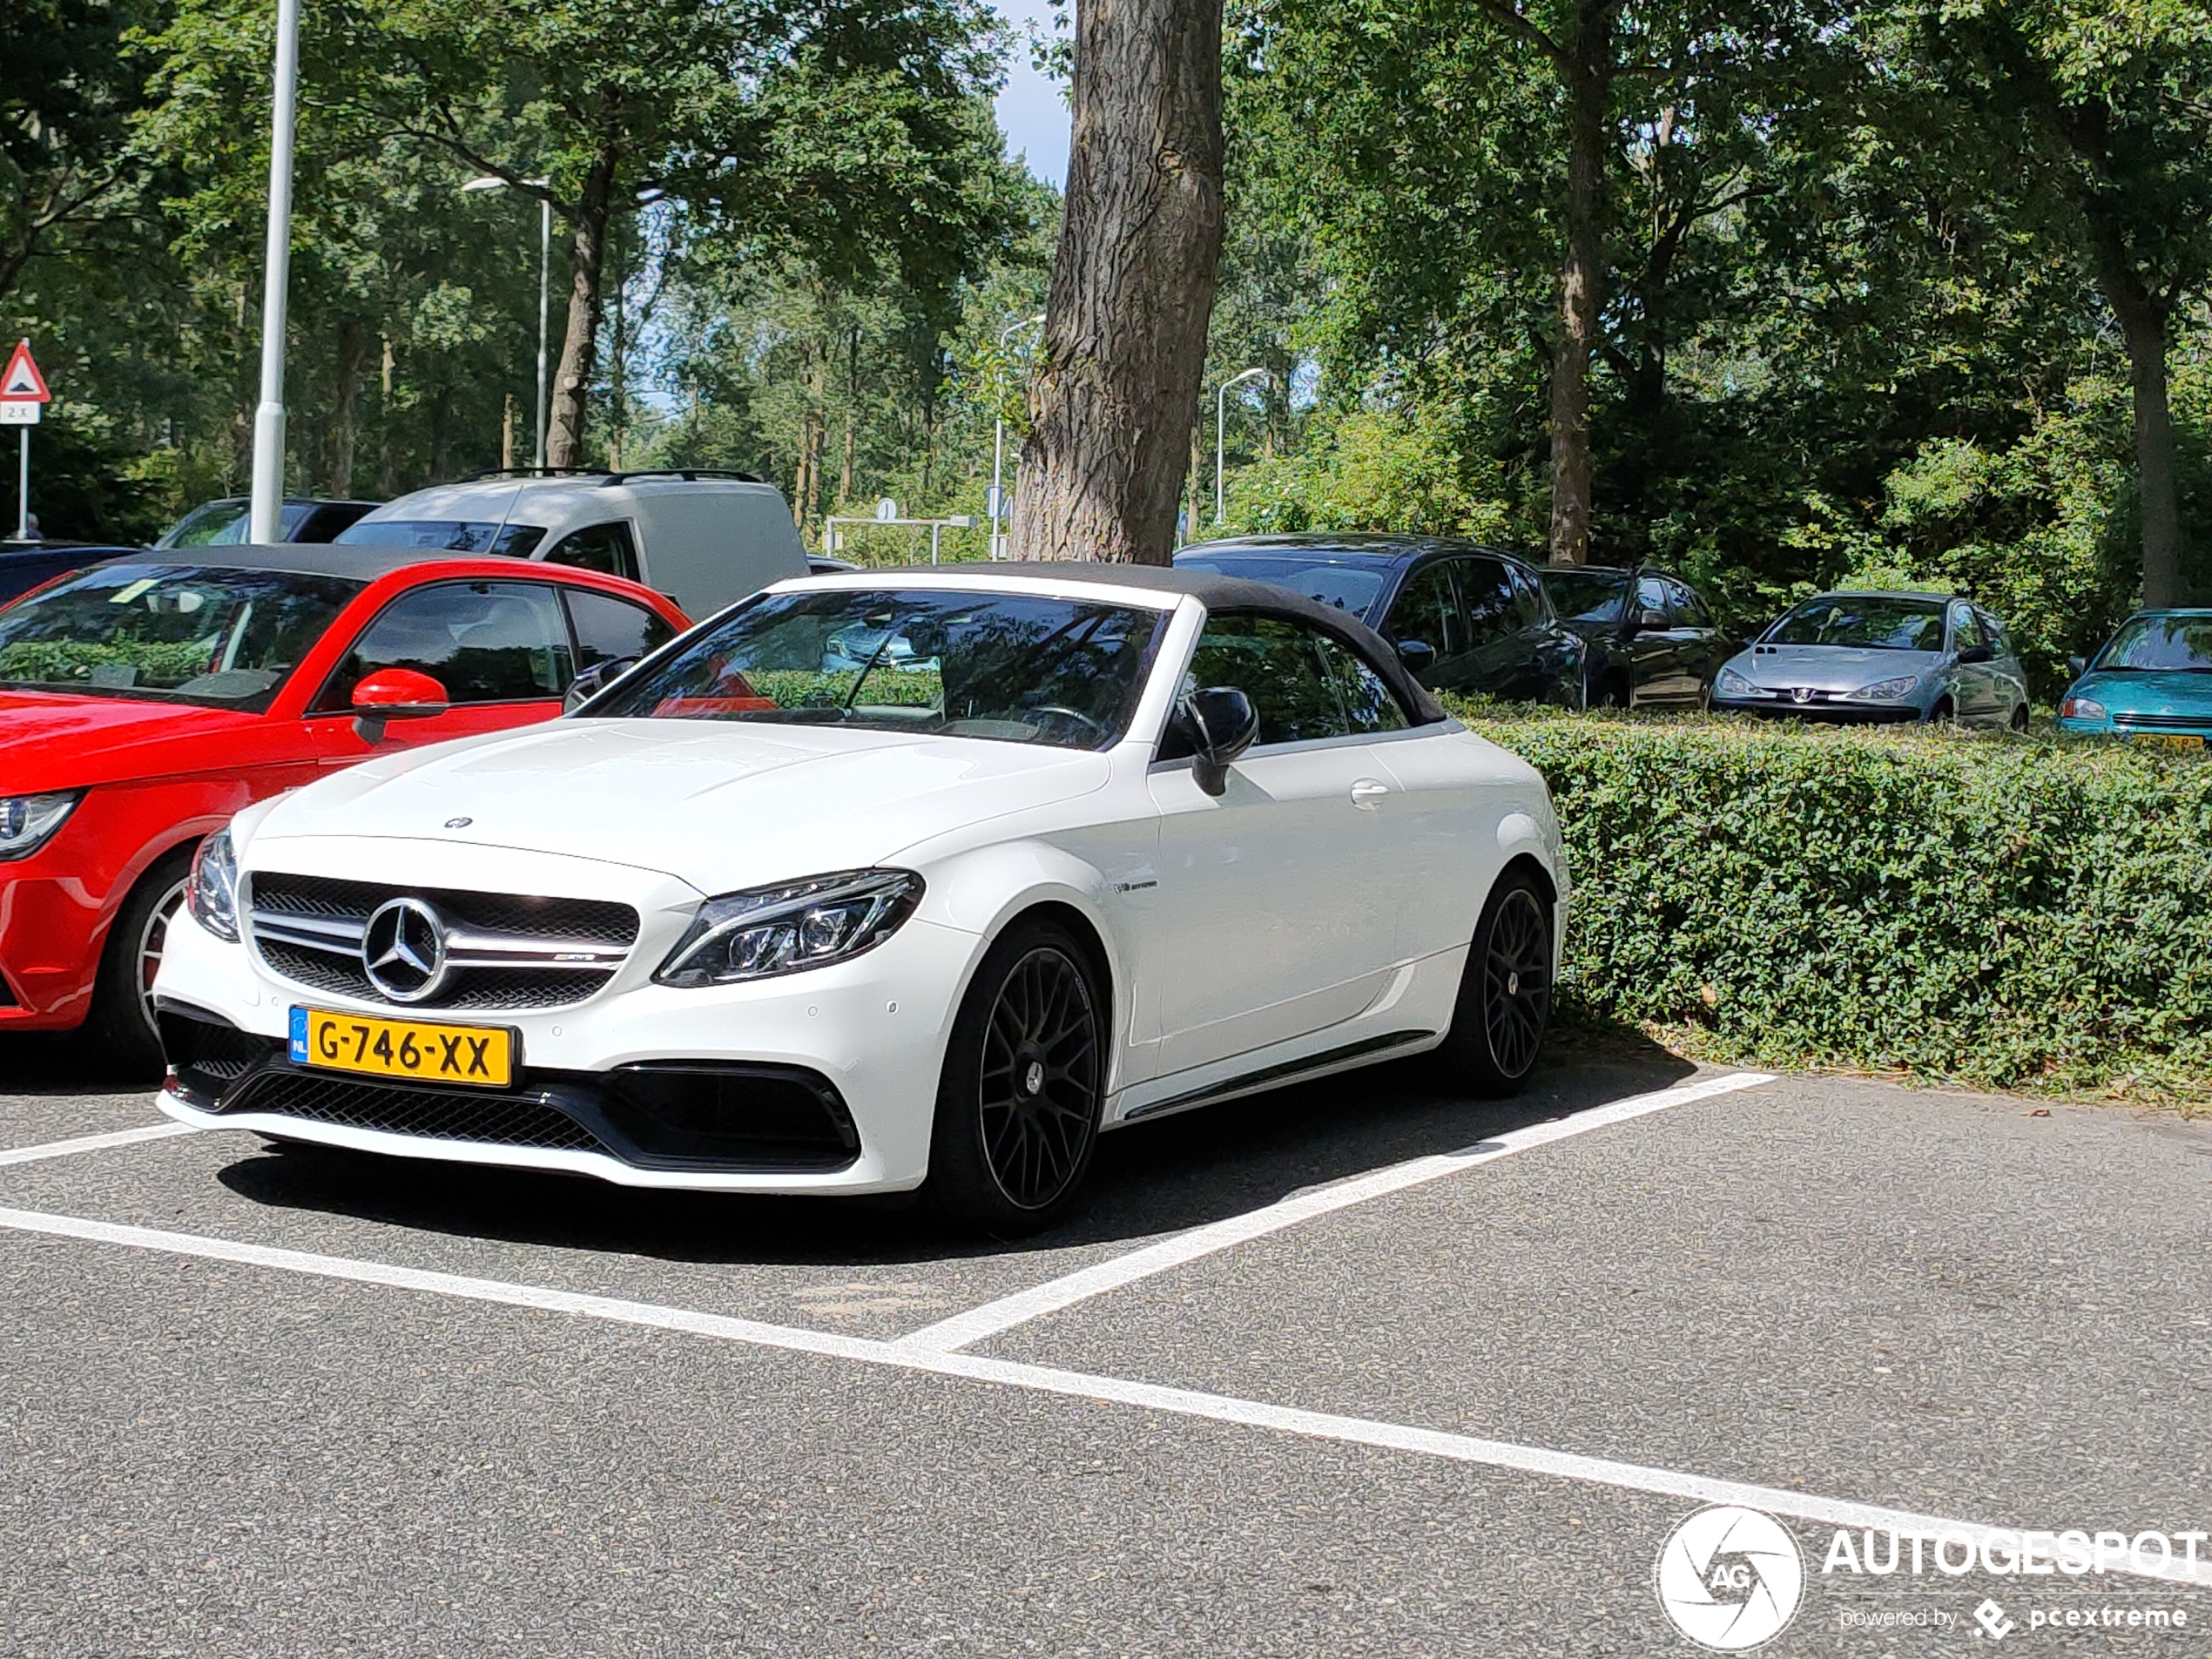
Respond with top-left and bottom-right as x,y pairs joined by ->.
458,466 -> 765,486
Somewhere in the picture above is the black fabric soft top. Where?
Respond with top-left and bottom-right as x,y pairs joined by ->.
850,560 -> 1449,726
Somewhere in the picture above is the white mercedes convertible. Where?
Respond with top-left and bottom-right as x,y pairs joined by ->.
153,564 -> 1569,1231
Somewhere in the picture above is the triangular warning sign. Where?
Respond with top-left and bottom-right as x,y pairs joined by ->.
2,340 -> 51,401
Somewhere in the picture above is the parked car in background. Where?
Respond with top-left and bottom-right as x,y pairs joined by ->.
0,544 -> 687,1073
2057,610 -> 2212,749
152,563 -> 1567,1232
337,469 -> 807,618
1712,590 -> 2029,727
1538,563 -> 1733,708
1174,533 -> 1587,706
0,539 -> 141,607
155,496 -> 380,548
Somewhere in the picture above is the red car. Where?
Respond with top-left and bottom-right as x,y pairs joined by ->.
0,545 -> 690,1070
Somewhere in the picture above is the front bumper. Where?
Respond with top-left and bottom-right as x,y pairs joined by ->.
152,889 -> 984,1193
1712,695 -> 1922,725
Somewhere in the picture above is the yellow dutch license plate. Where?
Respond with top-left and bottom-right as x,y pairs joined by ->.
2131,732 -> 2205,750
289,1007 -> 514,1088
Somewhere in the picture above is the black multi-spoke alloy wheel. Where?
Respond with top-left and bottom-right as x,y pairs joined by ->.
1434,869 -> 1554,1096
86,845 -> 196,1078
927,920 -> 1105,1235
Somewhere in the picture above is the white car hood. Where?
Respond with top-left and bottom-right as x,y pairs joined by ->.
252,718 -> 1111,894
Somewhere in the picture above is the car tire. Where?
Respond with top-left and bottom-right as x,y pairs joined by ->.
2010,702 -> 2030,732
1928,697 -> 1956,725
1432,868 -> 1554,1097
925,918 -> 1106,1236
84,844 -> 196,1079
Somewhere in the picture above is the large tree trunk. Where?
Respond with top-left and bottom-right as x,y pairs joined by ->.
328,319 -> 368,498
1007,0 -> 1225,564
2097,266 -> 2185,608
1547,10 -> 1614,567
544,161 -> 613,469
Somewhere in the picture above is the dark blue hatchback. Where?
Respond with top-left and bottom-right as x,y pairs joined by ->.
1173,533 -> 1586,705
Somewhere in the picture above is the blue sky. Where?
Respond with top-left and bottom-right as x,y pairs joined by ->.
992,0 -> 1071,186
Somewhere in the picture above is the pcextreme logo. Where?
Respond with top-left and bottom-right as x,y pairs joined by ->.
1656,1505 -> 1807,1650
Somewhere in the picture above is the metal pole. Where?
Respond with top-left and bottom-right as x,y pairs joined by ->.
535,197 -> 550,469
1215,381 -> 1228,525
246,0 -> 300,544
15,429 -> 25,541
990,419 -> 1004,558
930,523 -> 941,565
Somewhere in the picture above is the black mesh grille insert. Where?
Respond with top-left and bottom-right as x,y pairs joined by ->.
220,1072 -> 608,1154
158,1007 -> 283,1107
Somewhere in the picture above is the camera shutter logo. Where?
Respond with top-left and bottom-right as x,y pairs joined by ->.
1654,1505 -> 1804,1650
362,897 -> 449,1002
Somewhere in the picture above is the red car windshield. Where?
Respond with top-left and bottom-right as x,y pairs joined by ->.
0,562 -> 362,711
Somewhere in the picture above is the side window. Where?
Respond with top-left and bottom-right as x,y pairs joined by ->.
566,588 -> 677,673
1313,633 -> 1409,735
1458,559 -> 1520,644
1388,563 -> 1464,658
1664,578 -> 1710,628
1950,604 -> 1985,653
1181,613 -> 1349,746
1506,563 -> 1544,628
543,522 -> 640,583
1635,575 -> 1671,623
1979,611 -> 2010,657
316,581 -> 574,710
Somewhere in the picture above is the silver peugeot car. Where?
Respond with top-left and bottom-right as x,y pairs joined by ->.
1712,590 -> 2030,728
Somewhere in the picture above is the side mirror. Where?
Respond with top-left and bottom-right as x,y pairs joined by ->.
1633,608 -> 1669,632
1176,686 -> 1259,797
1395,639 -> 1437,677
563,657 -> 636,714
350,666 -> 449,743
2067,655 -> 2087,678
1957,644 -> 1993,665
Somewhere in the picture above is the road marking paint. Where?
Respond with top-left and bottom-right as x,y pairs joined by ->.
0,1123 -> 195,1168
0,1197 -> 2202,1589
899,1069 -> 1775,1354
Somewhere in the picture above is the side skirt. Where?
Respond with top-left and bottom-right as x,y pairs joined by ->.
1115,1028 -> 1440,1126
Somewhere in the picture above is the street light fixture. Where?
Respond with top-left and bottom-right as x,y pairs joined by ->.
1216,367 -> 1269,525
463,176 -> 553,469
246,0 -> 301,544
991,313 -> 1045,558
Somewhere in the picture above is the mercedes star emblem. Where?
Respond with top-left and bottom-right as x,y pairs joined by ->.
361,896 -> 449,1002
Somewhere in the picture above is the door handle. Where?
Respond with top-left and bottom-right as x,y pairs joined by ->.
1350,779 -> 1391,809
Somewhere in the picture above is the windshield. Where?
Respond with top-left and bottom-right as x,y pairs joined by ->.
155,499 -> 313,549
1765,595 -> 1946,651
1175,553 -> 1389,619
1541,569 -> 1629,624
2095,614 -> 2212,672
336,519 -> 547,556
584,587 -> 1169,749
0,562 -> 361,710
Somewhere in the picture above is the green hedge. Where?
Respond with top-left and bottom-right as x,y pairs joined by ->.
1449,704 -> 2212,1103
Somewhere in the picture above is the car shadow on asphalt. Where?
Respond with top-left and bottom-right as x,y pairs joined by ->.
206,1025 -> 1699,1269
0,1032 -> 153,1096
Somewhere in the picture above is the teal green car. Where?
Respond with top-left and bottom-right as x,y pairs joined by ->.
2058,610 -> 2212,751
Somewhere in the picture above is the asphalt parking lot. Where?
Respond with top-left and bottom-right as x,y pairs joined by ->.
1,1028 -> 2208,1656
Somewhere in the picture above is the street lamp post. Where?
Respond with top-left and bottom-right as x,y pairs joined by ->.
246,0 -> 301,544
464,176 -> 552,469
1215,367 -> 1268,525
990,313 -> 1045,558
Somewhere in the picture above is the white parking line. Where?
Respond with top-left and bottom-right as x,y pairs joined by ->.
0,1197 -> 2201,1589
898,1069 -> 1774,1354
0,1123 -> 195,1168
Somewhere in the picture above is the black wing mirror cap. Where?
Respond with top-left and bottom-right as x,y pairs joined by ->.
563,657 -> 637,714
1178,686 -> 1259,797
1632,608 -> 1669,632
1957,644 -> 1993,665
2067,654 -> 2087,678
1395,639 -> 1437,677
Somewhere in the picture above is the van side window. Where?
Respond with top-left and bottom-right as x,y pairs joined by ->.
544,522 -> 641,583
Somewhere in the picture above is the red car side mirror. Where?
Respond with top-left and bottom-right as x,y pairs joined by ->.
351,667 -> 450,743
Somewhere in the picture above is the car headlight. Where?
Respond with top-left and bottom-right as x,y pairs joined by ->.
2060,694 -> 2108,722
187,828 -> 241,941
0,791 -> 83,861
1716,667 -> 1759,698
1858,675 -> 1923,701
656,868 -> 923,988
